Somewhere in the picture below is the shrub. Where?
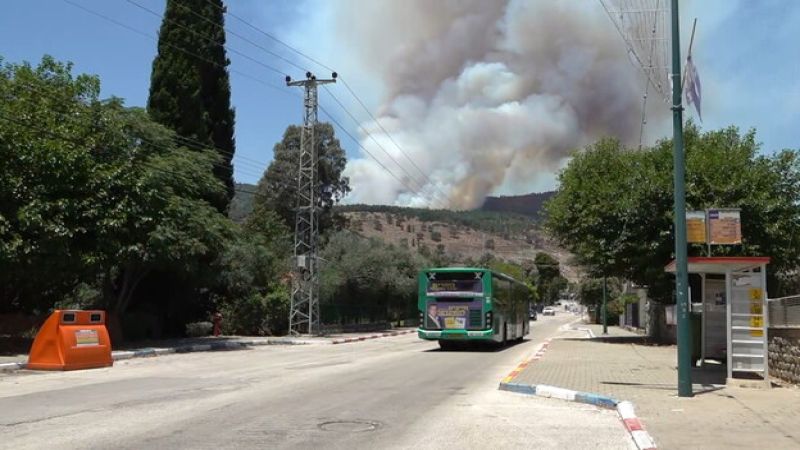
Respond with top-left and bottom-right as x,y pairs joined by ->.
220,285 -> 290,336
186,321 -> 213,337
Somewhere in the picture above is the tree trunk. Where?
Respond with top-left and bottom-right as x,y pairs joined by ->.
116,266 -> 149,316
106,265 -> 149,345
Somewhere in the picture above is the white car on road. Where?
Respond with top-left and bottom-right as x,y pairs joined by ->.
542,307 -> 556,316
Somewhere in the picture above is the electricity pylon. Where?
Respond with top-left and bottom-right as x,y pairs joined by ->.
286,71 -> 336,336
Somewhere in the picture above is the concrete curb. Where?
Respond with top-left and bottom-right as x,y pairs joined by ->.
617,401 -> 657,450
1,330 -> 417,372
0,362 -> 26,372
0,338 -> 314,371
498,336 -> 657,449
575,327 -> 597,338
331,329 -> 416,345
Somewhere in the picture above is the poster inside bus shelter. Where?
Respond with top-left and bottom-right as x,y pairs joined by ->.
425,300 -> 482,329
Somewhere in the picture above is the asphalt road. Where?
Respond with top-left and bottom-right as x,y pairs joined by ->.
0,313 -> 634,449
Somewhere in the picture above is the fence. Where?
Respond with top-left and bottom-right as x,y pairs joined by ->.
767,295 -> 800,327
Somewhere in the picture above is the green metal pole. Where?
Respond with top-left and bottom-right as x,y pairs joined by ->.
602,276 -> 608,335
671,0 -> 693,398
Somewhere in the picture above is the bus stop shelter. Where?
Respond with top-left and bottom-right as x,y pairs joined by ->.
665,256 -> 770,387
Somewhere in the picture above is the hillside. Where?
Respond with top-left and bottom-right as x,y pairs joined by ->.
480,191 -> 555,218
342,209 -> 580,282
228,188 -> 578,281
231,187 -> 557,224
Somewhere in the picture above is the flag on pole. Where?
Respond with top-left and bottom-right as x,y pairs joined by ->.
684,54 -> 702,121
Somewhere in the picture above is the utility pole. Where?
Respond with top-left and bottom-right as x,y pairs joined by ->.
286,71 -> 337,336
670,0 -> 693,397
602,275 -> 608,335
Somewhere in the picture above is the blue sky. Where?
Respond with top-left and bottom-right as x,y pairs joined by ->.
1,0 -> 325,186
1,0 -> 798,195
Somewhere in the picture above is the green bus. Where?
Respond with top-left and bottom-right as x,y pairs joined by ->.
417,267 -> 531,349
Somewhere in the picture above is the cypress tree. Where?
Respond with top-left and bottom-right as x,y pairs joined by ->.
147,0 -> 235,212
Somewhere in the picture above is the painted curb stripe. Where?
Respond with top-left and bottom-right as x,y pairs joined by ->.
499,381 -> 656,449
631,430 -> 657,450
575,392 -> 618,409
535,384 -> 577,401
500,338 -> 552,382
498,382 -> 536,395
497,336 -> 657,449
624,418 -> 644,432
617,401 -> 637,420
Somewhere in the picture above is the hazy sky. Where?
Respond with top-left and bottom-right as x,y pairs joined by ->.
1,0 -> 798,204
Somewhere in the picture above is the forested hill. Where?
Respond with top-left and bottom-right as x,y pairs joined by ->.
230,186 -> 556,224
334,204 -> 539,237
228,187 -> 578,281
479,191 -> 555,218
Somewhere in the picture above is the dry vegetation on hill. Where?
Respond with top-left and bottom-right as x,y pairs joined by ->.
343,211 -> 580,282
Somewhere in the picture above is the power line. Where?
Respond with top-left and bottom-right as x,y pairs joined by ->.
204,0 -> 449,207
166,0 -> 309,74
0,82 -> 270,183
202,0 -> 335,73
63,0 -> 292,96
5,79 -> 269,177
123,0 -> 287,77
337,77 -> 451,202
317,102 -> 448,208
322,86 -> 428,194
2,82 -> 321,197
64,0 -> 444,208
0,110 -> 267,201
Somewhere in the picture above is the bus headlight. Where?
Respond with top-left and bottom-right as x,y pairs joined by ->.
485,311 -> 493,329
419,311 -> 424,327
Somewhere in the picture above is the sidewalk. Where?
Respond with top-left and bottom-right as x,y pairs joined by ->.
1,328 -> 417,372
508,323 -> 800,449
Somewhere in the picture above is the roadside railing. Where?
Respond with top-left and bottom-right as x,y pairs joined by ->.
767,295 -> 800,327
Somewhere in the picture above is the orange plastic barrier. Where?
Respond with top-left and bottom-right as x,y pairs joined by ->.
27,310 -> 113,371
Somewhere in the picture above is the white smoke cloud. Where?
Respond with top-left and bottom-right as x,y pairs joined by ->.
332,0 -> 644,209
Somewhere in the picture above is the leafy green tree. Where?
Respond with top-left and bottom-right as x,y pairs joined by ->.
228,183 -> 256,222
320,231 -> 429,324
0,57 -> 107,312
147,0 -> 236,211
546,124 -> 800,300
214,227 -> 290,335
254,123 -> 350,234
0,57 -> 235,321
534,252 -> 564,304
244,204 -> 292,261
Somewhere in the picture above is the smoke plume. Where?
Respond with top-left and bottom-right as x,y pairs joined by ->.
336,0 -> 643,209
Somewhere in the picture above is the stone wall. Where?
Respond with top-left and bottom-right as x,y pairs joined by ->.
769,327 -> 800,385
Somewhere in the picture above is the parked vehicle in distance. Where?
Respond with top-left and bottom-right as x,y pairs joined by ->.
542,307 -> 556,316
529,308 -> 538,321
